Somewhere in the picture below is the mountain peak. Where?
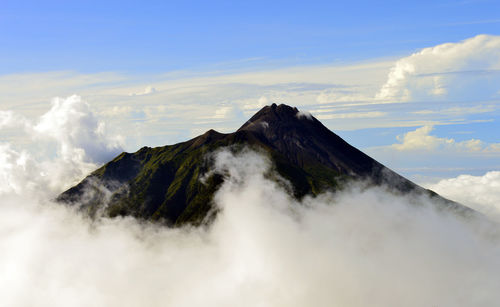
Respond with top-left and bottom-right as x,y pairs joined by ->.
58,103 -> 470,226
237,103 -> 312,133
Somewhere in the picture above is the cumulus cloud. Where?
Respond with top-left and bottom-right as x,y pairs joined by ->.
34,95 -> 123,164
0,142 -> 96,198
0,95 -> 123,196
426,171 -> 500,222
1,147 -> 500,306
0,110 -> 30,129
376,34 -> 500,102
392,125 -> 500,152
0,144 -> 38,195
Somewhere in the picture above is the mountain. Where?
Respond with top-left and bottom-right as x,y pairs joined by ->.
57,104 -> 470,226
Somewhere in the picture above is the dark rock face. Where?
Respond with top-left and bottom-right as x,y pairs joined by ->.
241,104 -> 381,176
57,104 -> 470,226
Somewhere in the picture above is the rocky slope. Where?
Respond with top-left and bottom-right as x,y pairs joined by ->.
58,104 -> 470,226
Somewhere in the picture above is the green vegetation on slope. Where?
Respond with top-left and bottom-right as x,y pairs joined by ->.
58,104 -> 469,226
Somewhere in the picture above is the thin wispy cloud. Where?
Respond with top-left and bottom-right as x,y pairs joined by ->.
1,35 -> 499,182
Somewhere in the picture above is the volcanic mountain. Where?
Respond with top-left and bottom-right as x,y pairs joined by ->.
58,104 -> 470,225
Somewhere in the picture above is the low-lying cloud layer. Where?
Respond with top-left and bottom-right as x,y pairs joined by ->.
1,93 -> 499,306
1,143 -> 500,306
427,171 -> 500,223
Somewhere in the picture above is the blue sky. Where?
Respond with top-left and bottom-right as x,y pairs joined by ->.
2,0 -> 500,73
1,0 -> 500,183
3,3 -> 500,302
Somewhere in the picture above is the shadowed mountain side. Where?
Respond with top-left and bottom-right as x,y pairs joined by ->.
57,104 -> 472,226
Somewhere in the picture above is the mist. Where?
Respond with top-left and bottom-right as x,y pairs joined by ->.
1,97 -> 500,306
1,147 -> 500,306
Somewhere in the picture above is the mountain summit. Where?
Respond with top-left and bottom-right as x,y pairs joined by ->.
239,104 -> 388,179
58,104 -> 469,225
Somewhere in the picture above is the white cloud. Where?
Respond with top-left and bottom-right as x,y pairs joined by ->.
0,110 -> 28,129
1,35 -> 500,152
316,111 -> 386,120
257,96 -> 269,107
211,105 -> 244,120
0,71 -> 125,113
242,96 -> 270,110
296,110 -> 313,120
99,106 -> 133,117
426,171 -> 500,222
0,95 -> 123,196
392,125 -> 500,152
376,34 -> 500,102
1,149 -> 500,306
0,144 -> 37,195
316,88 -> 370,104
411,105 -> 496,116
0,61 -> 390,140
34,95 -> 123,164
129,86 -> 157,96
0,142 -> 97,198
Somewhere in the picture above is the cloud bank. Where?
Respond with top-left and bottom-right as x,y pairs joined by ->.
1,145 -> 500,306
1,33 -> 500,303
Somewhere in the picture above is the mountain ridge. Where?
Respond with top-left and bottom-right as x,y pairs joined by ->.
57,103 -> 471,226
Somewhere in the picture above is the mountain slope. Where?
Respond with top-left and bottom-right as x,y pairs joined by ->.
57,104 -> 470,226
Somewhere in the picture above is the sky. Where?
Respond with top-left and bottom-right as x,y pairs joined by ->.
3,2 -> 500,305
1,0 -> 500,184
1,0 -> 500,73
